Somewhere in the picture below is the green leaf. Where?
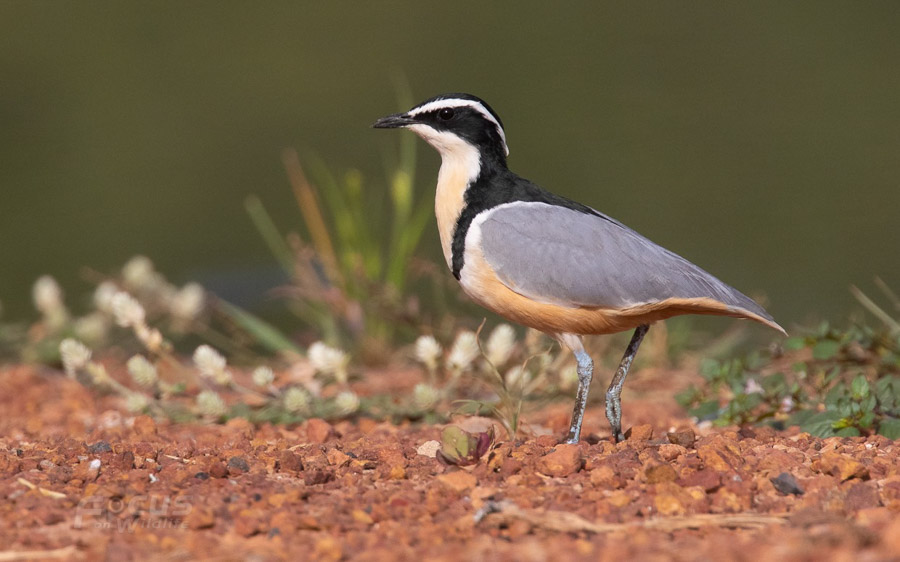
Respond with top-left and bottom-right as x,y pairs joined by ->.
824,385 -> 846,408
699,358 -> 721,379
689,400 -> 721,421
801,411 -> 843,437
675,387 -> 700,408
834,426 -> 861,437
878,418 -> 900,439
875,375 -> 899,411
850,375 -> 870,399
783,337 -> 806,351
812,340 -> 841,360
762,372 -> 787,397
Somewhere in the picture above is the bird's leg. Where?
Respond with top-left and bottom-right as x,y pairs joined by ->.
605,324 -> 650,443
564,350 -> 594,444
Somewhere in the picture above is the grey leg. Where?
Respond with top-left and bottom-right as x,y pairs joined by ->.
564,350 -> 594,444
605,324 -> 650,442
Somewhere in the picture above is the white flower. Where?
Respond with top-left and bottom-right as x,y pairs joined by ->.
308,342 -> 349,384
504,365 -> 528,391
125,392 -> 150,413
780,396 -> 795,413
252,366 -> 275,387
169,283 -> 205,321
74,313 -> 109,345
412,383 -> 440,411
122,256 -> 156,289
127,355 -> 158,387
447,331 -> 479,372
33,275 -> 64,315
93,281 -> 120,314
111,291 -> 146,328
744,379 -> 764,395
414,335 -> 443,371
192,345 -> 232,386
59,338 -> 91,376
283,387 -> 311,415
486,324 -> 516,367
86,362 -> 112,386
196,390 -> 227,417
334,391 -> 360,416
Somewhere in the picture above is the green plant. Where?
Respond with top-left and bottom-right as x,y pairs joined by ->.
677,281 -> 900,438
408,324 -> 578,439
436,425 -> 494,466
242,91 -> 452,359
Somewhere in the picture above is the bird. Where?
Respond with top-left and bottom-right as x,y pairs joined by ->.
373,93 -> 785,443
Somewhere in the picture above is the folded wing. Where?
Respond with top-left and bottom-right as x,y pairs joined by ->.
476,202 -> 777,325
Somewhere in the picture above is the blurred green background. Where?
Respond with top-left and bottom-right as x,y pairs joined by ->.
1,2 -> 898,328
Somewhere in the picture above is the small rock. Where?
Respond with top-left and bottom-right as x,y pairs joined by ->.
306,419 -> 336,444
108,451 -> 135,471
667,428 -> 695,447
677,468 -> 721,492
186,506 -> 215,529
500,458 -> 523,477
352,509 -> 374,525
658,444 -> 687,462
654,494 -> 685,516
818,452 -> 869,481
537,444 -> 583,477
417,440 -> 441,458
645,464 -> 678,484
304,470 -> 334,486
844,481 -> 880,511
276,450 -> 304,472
224,417 -> 255,439
770,472 -> 804,496
710,488 -> 746,512
697,436 -> 743,472
626,425 -> 653,441
269,510 -> 298,532
297,514 -> 321,530
388,465 -> 406,480
756,449 -> 802,473
72,458 -> 101,482
325,449 -> 351,467
314,535 -> 343,561
437,470 -> 478,492
87,441 -> 112,454
208,461 -> 228,479
132,415 -> 157,437
233,508 -> 263,537
226,456 -> 250,475
607,490 -> 632,508
589,465 -> 618,487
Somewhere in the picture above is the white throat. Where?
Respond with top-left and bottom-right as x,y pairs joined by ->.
408,124 -> 482,269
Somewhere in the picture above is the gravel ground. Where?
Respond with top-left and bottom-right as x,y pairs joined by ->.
1,363 -> 899,561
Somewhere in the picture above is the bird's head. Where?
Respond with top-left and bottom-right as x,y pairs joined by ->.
373,93 -> 509,166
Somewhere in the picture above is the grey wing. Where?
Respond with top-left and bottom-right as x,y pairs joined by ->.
476,202 -> 775,322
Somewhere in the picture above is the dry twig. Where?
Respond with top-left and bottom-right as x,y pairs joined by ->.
476,501 -> 788,534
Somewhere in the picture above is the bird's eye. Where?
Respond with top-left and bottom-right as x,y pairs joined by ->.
438,108 -> 455,120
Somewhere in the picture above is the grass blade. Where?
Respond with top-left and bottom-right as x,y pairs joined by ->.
219,300 -> 303,355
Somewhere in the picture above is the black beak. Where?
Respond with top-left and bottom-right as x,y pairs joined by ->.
372,112 -> 415,129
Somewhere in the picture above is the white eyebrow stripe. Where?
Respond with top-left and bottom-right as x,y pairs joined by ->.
408,98 -> 509,156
